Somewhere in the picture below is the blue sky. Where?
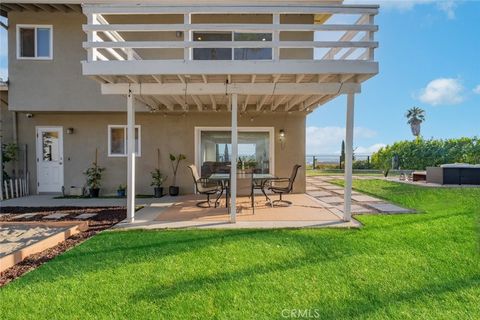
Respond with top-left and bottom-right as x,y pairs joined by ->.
0,1 -> 479,156
307,0 -> 480,155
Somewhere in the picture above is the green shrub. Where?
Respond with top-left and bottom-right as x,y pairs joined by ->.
371,137 -> 480,170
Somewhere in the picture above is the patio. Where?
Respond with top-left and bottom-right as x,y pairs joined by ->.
113,193 -> 359,230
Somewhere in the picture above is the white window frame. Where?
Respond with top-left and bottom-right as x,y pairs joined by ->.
108,125 -> 141,157
16,24 -> 53,60
194,126 -> 275,176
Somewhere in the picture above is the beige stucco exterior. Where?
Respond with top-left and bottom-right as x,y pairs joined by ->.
5,8 -> 319,195
8,11 -> 313,111
17,111 -> 306,195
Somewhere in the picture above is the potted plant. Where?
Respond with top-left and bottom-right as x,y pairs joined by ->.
117,184 -> 126,198
151,169 -> 166,198
84,149 -> 105,198
169,153 -> 186,196
84,162 -> 105,198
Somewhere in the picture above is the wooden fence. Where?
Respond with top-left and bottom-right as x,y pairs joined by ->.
0,173 -> 30,201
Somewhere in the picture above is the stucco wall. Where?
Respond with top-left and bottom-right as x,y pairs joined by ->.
16,111 -> 306,195
8,11 -> 313,111
8,11 -> 126,111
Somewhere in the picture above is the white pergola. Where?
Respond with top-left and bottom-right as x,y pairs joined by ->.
75,2 -> 379,223
0,1 -> 378,223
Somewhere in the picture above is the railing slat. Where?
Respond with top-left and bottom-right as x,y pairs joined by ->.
84,40 -> 378,49
83,23 -> 378,33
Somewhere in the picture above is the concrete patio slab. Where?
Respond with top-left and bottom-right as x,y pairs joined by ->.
75,213 -> 98,220
321,185 -> 343,190
14,213 -> 38,219
0,195 -> 161,207
43,213 -> 69,220
307,191 -> 332,197
330,189 -> 360,195
334,204 -> 375,213
316,196 -> 344,204
351,195 -> 383,202
367,203 -> 413,213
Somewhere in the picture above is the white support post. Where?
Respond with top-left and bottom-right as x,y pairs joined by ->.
184,13 -> 191,61
273,13 -> 280,61
127,90 -> 136,223
230,93 -> 238,223
343,93 -> 355,222
87,13 -> 97,61
367,14 -> 375,61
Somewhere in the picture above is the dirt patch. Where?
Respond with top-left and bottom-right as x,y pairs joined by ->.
0,207 -> 126,287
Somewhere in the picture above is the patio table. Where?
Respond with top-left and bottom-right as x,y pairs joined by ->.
208,173 -> 276,210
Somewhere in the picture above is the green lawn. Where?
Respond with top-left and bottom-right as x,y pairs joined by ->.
1,180 -> 479,319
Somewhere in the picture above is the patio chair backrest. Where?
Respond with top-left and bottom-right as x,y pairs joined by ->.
287,164 -> 302,192
187,165 -> 202,189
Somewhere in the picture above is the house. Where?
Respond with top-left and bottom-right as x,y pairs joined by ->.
0,0 -> 379,222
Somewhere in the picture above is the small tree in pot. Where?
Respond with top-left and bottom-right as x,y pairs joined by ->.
169,153 -> 186,196
151,169 -> 166,198
84,149 -> 105,198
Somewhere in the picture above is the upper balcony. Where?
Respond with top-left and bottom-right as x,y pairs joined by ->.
82,4 -> 378,80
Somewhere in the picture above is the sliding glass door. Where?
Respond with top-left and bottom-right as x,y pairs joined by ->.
197,128 -> 273,177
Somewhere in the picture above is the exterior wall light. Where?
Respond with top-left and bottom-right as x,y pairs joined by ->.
279,129 -> 286,138
66,128 -> 74,134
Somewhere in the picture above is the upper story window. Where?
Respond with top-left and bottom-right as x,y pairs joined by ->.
17,25 -> 53,60
192,32 -> 272,61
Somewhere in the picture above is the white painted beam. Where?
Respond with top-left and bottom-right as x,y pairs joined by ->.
83,60 -> 378,76
101,82 -> 361,96
83,23 -> 379,33
191,95 -> 203,111
84,40 -> 378,49
82,5 -> 379,15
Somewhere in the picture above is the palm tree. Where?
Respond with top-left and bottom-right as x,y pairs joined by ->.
405,107 -> 426,137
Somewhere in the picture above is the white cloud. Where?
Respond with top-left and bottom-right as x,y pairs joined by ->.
306,126 -> 380,155
345,0 -> 458,18
418,78 -> 465,106
355,143 -> 387,154
473,85 -> 480,94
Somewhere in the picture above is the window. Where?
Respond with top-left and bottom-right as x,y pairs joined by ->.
17,25 -> 52,59
197,128 -> 273,177
108,125 -> 141,157
192,32 -> 272,61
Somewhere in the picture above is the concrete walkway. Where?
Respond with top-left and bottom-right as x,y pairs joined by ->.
306,176 -> 413,215
0,195 -> 167,207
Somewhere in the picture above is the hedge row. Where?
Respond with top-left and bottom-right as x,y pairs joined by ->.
370,137 -> 480,170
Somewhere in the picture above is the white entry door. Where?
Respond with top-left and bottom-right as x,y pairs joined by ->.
36,127 -> 64,193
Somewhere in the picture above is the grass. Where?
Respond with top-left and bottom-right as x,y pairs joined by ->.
1,180 -> 479,319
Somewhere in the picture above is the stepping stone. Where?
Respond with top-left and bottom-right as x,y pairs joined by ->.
352,195 -> 383,202
317,196 -> 344,204
308,190 -> 332,197
330,189 -> 360,195
306,186 -> 319,191
75,213 -> 98,220
15,213 -> 37,219
335,204 -> 375,213
322,185 -> 343,190
43,213 -> 69,220
367,203 -> 413,213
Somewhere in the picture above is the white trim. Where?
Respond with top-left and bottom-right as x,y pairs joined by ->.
107,125 -> 141,157
16,24 -> 53,60
194,126 -> 275,177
